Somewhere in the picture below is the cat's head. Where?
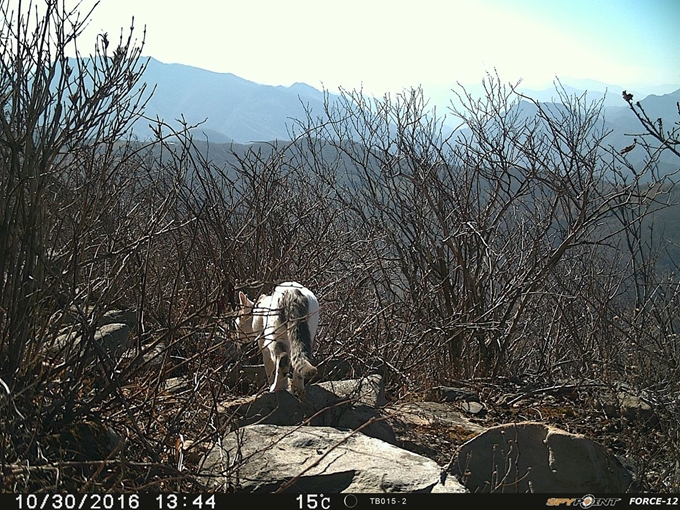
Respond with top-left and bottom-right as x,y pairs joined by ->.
234,290 -> 255,342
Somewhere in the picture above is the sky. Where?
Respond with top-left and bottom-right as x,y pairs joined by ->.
21,0 -> 680,97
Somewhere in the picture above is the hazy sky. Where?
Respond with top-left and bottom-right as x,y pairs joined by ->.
54,0 -> 680,95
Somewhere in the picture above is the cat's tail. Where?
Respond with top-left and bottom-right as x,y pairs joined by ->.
279,289 -> 317,379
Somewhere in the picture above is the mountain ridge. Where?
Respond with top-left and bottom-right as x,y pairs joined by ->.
131,57 -> 680,147
135,57 -> 329,143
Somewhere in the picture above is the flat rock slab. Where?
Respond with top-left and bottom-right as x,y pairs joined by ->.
388,402 -> 485,433
200,424 -> 467,493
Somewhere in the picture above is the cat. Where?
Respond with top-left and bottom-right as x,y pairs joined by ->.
235,282 -> 319,397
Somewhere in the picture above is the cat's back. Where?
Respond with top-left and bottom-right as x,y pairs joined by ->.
275,281 -> 318,311
254,282 -> 318,320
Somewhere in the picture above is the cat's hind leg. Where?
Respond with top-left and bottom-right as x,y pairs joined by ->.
260,338 -> 276,385
269,340 -> 290,392
291,369 -> 306,399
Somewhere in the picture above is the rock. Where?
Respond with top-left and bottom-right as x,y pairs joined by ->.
387,401 -> 485,434
51,323 -> 131,364
98,309 -> 137,330
217,374 -> 395,444
93,323 -> 131,360
52,329 -> 80,355
384,401 -> 484,465
459,401 -> 486,416
425,386 -> 480,403
601,388 -> 657,428
224,362 -> 378,395
139,341 -> 166,368
219,389 -> 311,427
315,374 -> 386,407
455,421 -> 632,493
59,306 -> 137,330
618,393 -> 656,425
199,424 -> 467,493
316,358 -> 360,380
308,377 -> 394,444
423,386 -> 485,416
164,376 -> 191,393
44,420 -> 120,461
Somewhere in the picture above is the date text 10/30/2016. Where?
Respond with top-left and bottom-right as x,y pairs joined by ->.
14,494 -> 218,510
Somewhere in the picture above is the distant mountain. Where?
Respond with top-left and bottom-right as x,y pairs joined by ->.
513,87 -> 680,146
516,78 -> 680,108
131,58 -> 679,167
517,83 -> 620,108
134,58 -> 331,143
599,88 -> 680,170
515,82 -> 680,169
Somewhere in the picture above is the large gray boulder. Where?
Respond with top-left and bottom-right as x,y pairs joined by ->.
199,424 -> 467,493
455,421 -> 632,493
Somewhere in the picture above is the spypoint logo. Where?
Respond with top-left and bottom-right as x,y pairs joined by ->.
546,495 -> 621,508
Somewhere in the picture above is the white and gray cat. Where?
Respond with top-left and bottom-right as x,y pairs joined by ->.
235,282 -> 319,398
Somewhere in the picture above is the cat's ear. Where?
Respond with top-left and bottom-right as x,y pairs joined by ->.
238,291 -> 253,307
